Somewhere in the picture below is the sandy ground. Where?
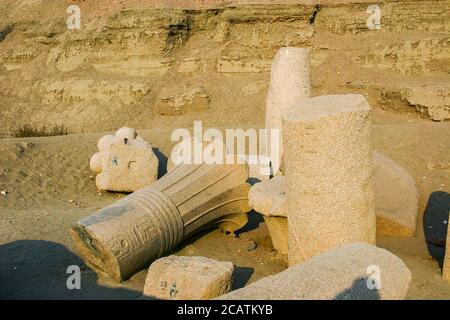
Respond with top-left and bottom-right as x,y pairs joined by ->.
0,110 -> 449,299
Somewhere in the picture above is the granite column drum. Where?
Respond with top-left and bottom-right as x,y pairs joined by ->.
282,94 -> 376,266
265,47 -> 312,173
217,243 -> 411,300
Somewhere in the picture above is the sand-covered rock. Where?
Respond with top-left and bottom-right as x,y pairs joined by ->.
401,84 -> 450,121
90,127 -> 159,192
218,242 -> 412,300
143,255 -> 234,300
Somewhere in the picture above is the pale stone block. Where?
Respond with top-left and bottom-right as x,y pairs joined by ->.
90,127 -> 159,192
144,255 -> 234,300
217,243 -> 411,300
248,176 -> 287,216
248,176 -> 288,254
282,94 -> 375,266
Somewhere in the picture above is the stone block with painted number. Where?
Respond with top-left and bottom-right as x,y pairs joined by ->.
143,255 -> 234,300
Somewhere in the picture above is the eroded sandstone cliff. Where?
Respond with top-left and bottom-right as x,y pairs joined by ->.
0,0 -> 449,136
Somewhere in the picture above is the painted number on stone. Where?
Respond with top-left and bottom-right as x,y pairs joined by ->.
366,5 -> 382,30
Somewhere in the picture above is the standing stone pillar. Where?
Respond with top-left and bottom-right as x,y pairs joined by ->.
282,94 -> 376,266
71,161 -> 250,281
265,47 -> 311,173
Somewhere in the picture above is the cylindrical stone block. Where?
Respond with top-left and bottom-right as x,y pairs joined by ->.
217,243 -> 411,300
282,94 -> 375,266
265,47 -> 311,172
72,162 -> 251,281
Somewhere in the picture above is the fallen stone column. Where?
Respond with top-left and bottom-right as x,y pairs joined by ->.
217,243 -> 412,300
71,161 -> 250,282
282,94 -> 376,266
265,47 -> 312,174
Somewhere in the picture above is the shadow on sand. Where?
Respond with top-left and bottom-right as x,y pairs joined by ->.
0,240 -> 140,299
423,191 -> 450,269
335,277 -> 381,300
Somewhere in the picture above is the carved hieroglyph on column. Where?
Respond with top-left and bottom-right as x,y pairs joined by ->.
71,161 -> 250,281
265,47 -> 311,173
282,94 -> 376,266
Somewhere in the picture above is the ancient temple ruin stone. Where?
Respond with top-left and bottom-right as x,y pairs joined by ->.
265,47 -> 311,172
248,176 -> 288,254
247,151 -> 419,250
90,127 -> 159,192
167,138 -> 270,182
282,94 -> 376,266
143,255 -> 234,300
72,161 -> 250,281
263,216 -> 288,255
217,243 -> 411,300
248,176 -> 287,217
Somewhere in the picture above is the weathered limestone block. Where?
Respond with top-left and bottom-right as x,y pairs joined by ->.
248,152 -> 418,241
265,47 -> 311,172
373,152 -> 418,236
443,222 -> 450,283
72,161 -> 250,281
248,176 -> 287,254
217,243 -> 412,300
156,87 -> 210,115
248,176 -> 287,217
282,94 -> 375,266
90,127 -> 159,192
143,255 -> 234,300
